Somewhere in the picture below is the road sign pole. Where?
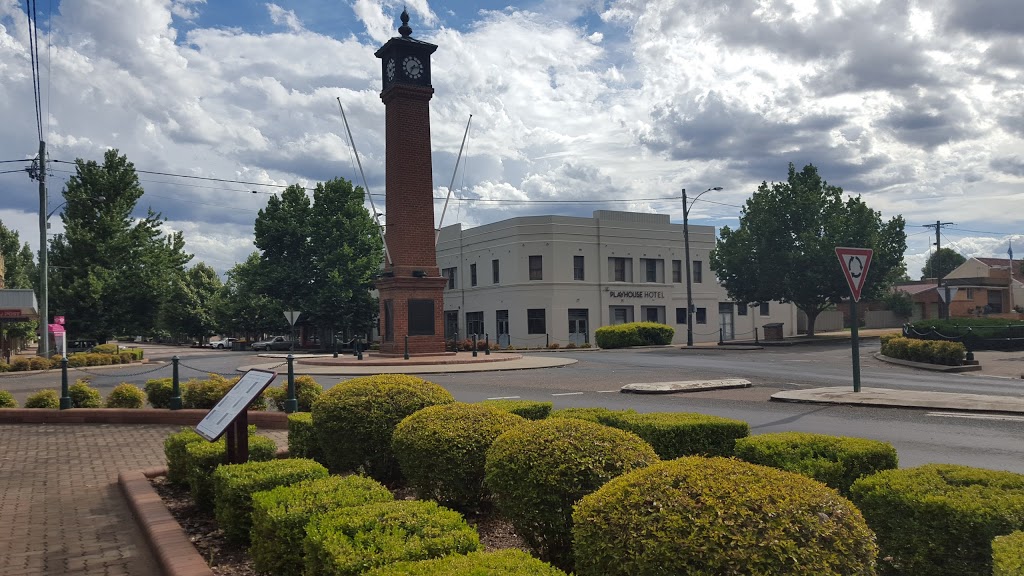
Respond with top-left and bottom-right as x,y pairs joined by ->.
850,295 -> 861,393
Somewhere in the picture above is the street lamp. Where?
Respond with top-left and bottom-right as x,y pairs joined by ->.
682,186 -> 723,347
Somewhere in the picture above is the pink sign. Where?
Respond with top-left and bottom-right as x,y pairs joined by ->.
48,324 -> 65,334
54,316 -> 65,325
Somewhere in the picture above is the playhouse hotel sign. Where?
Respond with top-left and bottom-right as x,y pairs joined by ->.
608,290 -> 666,299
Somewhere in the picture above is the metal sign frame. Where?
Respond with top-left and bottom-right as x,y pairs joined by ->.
835,247 -> 874,302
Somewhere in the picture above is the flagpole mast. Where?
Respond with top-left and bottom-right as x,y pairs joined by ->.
1010,243 -> 1015,313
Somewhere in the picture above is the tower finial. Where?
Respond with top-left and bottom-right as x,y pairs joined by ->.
399,9 -> 412,37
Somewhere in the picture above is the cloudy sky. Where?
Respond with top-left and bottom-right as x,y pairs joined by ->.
1,0 -> 1021,279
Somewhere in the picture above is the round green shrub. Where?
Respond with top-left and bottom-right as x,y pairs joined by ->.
994,531 -> 1024,576
25,389 -> 59,408
182,376 -> 231,409
266,374 -> 323,412
735,432 -> 898,495
311,374 -> 454,482
105,383 -> 146,408
0,390 -> 18,408
68,379 -> 102,408
286,412 -> 322,462
29,356 -> 50,371
484,417 -> 660,569
10,357 -> 32,371
573,456 -> 878,576
364,550 -> 570,575
479,399 -> 552,420
0,361 -> 9,372
393,403 -> 526,512
144,378 -> 173,408
850,464 -> 1024,576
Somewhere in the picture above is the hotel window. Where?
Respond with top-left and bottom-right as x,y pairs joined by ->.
470,263 -> 477,287
529,255 -> 543,280
574,255 -> 585,281
693,260 -> 703,283
641,258 -> 663,283
466,311 -> 484,336
672,260 -> 682,283
442,267 -> 457,290
641,306 -> 665,323
527,309 -> 546,334
675,308 -> 687,324
737,304 -> 748,316
492,259 -> 500,284
610,306 -> 633,325
696,307 -> 707,324
609,257 -> 632,282
760,302 -> 770,315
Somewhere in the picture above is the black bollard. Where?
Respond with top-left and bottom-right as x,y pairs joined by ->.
333,334 -> 338,358
357,340 -> 363,361
170,355 -> 182,410
485,334 -> 490,356
59,357 -> 71,410
404,335 -> 410,360
284,354 -> 297,413
472,334 -> 478,358
754,328 -> 759,345
719,327 -> 724,344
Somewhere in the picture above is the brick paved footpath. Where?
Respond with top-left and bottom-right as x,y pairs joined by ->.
0,424 -> 288,575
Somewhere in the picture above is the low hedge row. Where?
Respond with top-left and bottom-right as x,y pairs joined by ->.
734,432 -> 898,495
303,500 -> 481,576
594,321 -> 674,348
3,382 -> 151,410
184,433 -> 277,508
0,351 -> 140,372
213,458 -> 328,545
479,399 -> 552,420
881,336 -> 966,365
850,463 -> 1024,576
251,474 -> 394,576
364,550 -> 570,575
143,375 -> 269,410
994,531 -> 1024,576
287,412 -> 322,461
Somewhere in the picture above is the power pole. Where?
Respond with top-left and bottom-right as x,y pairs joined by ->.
37,140 -> 49,358
922,220 -> 954,320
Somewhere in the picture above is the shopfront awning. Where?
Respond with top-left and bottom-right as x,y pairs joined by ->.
0,289 -> 39,322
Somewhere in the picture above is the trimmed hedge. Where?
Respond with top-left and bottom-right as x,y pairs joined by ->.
594,321 -> 674,348
105,382 -> 146,408
479,399 -> 552,420
311,374 -> 454,482
164,427 -> 205,485
287,412 -> 322,462
484,418 -> 660,569
0,390 -> 17,408
735,432 -> 898,495
549,407 -> 635,424
184,434 -> 277,509
572,456 -> 878,576
251,474 -> 394,576
393,403 -> 526,512
25,389 -> 59,408
611,412 -> 750,459
183,373 -> 267,410
881,336 -> 965,365
850,464 -> 1024,576
266,374 -> 323,412
994,531 -> 1024,576
212,458 -> 328,545
364,550 -> 570,575
144,378 -> 174,408
303,500 -> 481,576
68,379 -> 102,408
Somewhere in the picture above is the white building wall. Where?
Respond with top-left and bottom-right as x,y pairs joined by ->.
436,211 -> 798,347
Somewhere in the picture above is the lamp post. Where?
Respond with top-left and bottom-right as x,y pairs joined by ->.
682,186 -> 723,347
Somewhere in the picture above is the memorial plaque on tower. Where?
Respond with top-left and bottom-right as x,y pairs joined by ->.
372,10 -> 450,356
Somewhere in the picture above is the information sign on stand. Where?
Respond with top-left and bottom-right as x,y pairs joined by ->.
195,369 -> 277,463
835,247 -> 874,393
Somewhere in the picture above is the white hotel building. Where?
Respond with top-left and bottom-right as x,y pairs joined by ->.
435,210 -> 798,347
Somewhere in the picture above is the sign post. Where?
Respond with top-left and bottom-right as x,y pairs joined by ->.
836,247 -> 873,393
195,369 -> 277,464
284,310 -> 301,353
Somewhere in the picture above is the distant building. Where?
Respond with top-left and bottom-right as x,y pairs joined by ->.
943,257 -> 1023,317
435,210 -> 798,347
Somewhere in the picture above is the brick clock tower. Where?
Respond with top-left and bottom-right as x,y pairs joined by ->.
373,10 -> 448,355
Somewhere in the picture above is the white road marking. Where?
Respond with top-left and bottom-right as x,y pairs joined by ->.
551,392 -> 585,396
926,412 -> 1024,422
486,396 -> 521,400
597,390 -> 618,393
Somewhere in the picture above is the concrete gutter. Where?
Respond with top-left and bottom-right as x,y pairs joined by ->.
771,386 -> 1024,414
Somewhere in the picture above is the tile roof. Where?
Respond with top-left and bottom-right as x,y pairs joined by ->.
976,258 -> 1023,275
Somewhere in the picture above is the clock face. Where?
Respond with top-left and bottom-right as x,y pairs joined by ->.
403,56 -> 423,79
386,58 -> 396,82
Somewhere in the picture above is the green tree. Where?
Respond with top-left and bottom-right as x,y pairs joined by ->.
710,163 -> 907,336
0,220 -> 38,350
921,247 -> 966,280
160,262 -> 221,342
253,185 -> 312,311
211,253 -> 287,340
48,149 -> 192,340
882,290 -> 914,321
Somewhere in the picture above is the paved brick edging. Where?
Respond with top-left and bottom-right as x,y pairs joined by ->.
119,467 -> 214,576
0,408 -> 290,426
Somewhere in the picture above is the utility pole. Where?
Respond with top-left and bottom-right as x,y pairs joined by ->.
37,140 -> 49,358
922,220 -> 954,320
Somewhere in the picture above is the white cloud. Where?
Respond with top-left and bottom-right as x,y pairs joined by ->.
266,3 -> 302,33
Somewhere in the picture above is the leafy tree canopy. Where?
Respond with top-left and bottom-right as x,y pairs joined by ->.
921,247 -> 966,280
0,219 -> 38,345
710,163 -> 907,336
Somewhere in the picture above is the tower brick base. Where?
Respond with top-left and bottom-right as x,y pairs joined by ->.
376,275 -> 449,356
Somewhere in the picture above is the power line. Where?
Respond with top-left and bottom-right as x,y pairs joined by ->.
947,227 -> 1016,236
0,169 -> 29,175
0,159 -> 34,164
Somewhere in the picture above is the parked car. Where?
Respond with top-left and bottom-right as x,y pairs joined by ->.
251,336 -> 293,351
209,338 -> 236,349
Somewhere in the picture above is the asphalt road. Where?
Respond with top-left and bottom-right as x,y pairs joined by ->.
3,342 -> 1024,473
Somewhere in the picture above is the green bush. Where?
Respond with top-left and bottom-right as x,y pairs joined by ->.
881,336 -> 965,366
595,321 -> 673,348
265,374 -> 324,412
182,376 -> 231,409
251,474 -> 394,576
0,361 -> 8,372
287,412 -> 323,462
735,432 -> 898,495
610,411 -> 750,459
850,464 -> 1024,576
66,379 -> 102,408
303,500 -> 481,576
311,374 -> 454,482
164,427 -> 205,485
184,434 -> 277,509
393,403 -> 526,512
549,406 -> 635,424
144,378 -> 174,408
10,357 -> 31,371
0,390 -> 17,408
364,550 -> 570,576
25,389 -> 59,408
479,399 -> 552,420
994,531 -> 1024,576
104,383 -> 146,408
92,343 -> 118,355
573,456 -> 878,576
484,418 -> 660,569
29,356 -> 50,371
213,458 -> 328,545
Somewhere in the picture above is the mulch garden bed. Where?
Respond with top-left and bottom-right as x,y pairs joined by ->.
150,475 -> 527,575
